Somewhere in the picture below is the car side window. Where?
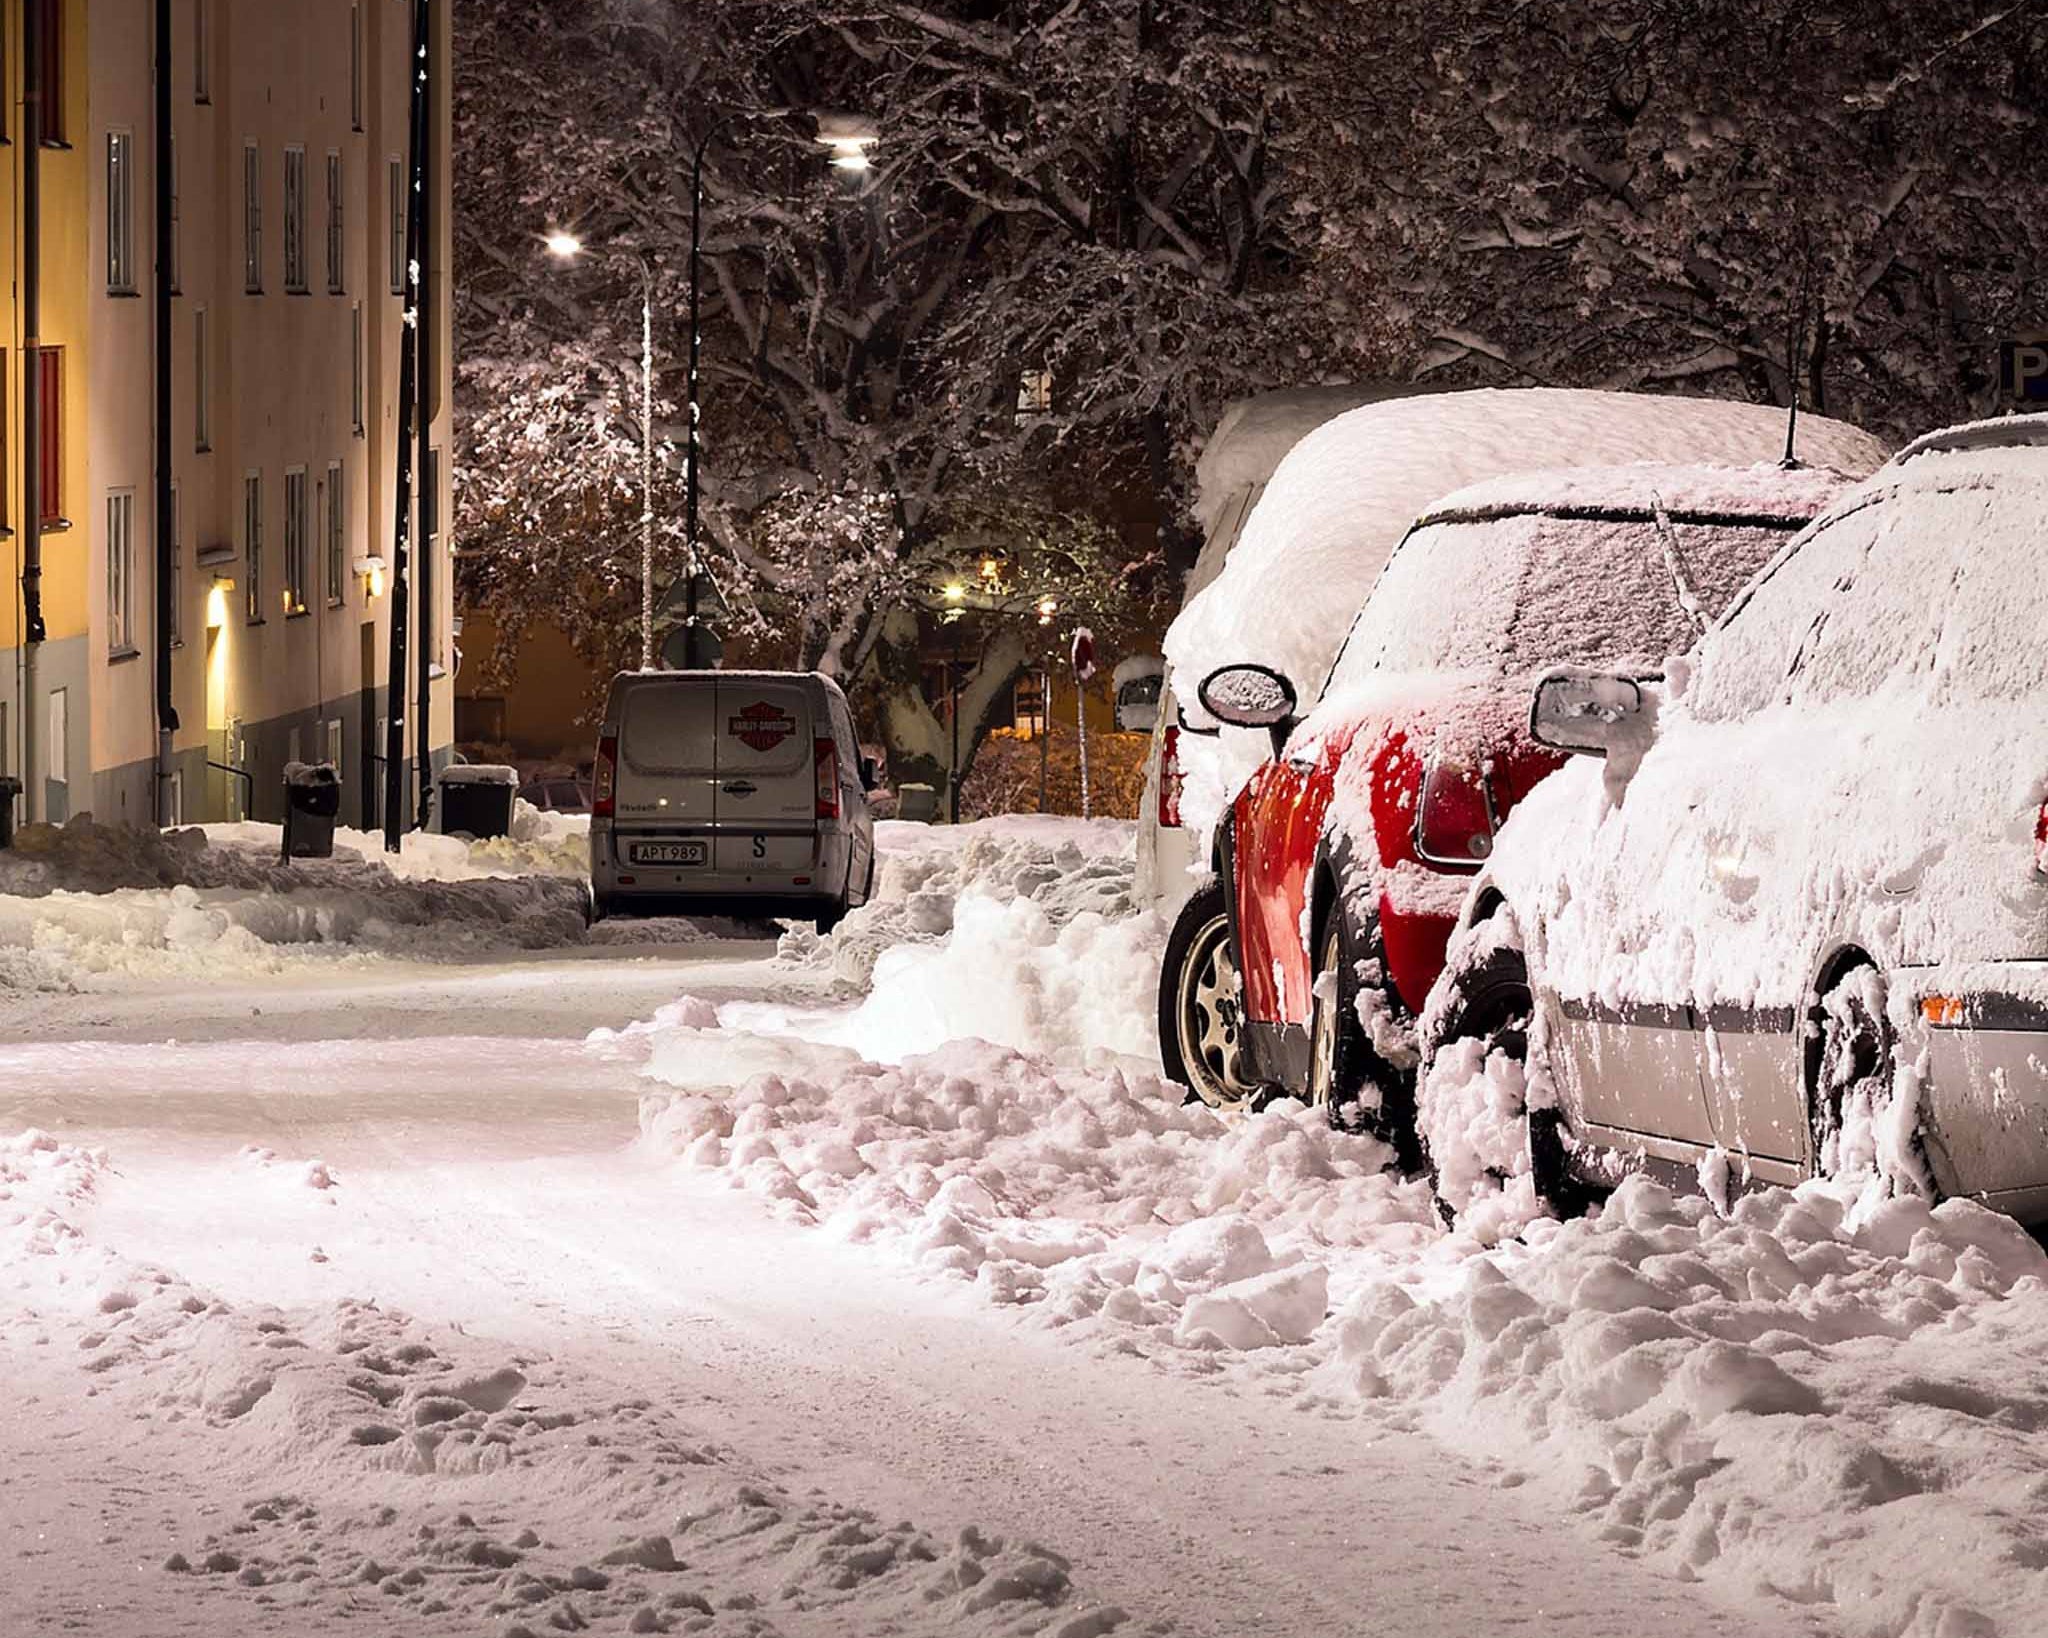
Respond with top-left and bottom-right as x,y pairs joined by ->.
1688,493 -> 1888,720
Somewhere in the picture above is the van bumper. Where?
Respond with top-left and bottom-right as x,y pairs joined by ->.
590,823 -> 851,918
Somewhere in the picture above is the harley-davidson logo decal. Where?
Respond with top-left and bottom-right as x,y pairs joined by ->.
728,702 -> 797,753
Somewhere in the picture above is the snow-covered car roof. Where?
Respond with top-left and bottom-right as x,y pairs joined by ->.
1892,409 -> 2048,465
1165,388 -> 1890,711
1192,383 -> 1440,534
1412,460 -> 1856,527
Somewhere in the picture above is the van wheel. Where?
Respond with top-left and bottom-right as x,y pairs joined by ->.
587,890 -> 609,926
1308,911 -> 1419,1165
815,900 -> 849,936
1160,876 -> 1262,1111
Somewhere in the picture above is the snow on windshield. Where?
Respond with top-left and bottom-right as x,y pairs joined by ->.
1165,388 -> 1888,708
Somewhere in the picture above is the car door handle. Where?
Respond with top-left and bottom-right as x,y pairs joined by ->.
722,780 -> 758,797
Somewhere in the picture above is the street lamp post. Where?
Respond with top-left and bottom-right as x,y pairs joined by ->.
547,234 -> 657,669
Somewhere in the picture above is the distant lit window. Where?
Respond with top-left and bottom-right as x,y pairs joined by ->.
284,468 -> 310,614
107,131 -> 137,292
1017,368 -> 1054,418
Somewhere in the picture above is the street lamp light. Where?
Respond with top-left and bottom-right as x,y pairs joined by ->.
547,229 -> 659,670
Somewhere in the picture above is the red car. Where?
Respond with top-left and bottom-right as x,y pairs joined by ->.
1156,463 -> 1853,1154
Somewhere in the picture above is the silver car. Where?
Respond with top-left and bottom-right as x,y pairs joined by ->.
1417,416 -> 2048,1227
590,669 -> 877,931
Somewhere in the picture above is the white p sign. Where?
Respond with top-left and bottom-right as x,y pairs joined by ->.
2000,340 -> 2048,402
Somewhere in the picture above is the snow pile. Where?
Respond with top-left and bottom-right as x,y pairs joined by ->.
1322,1178 -> 2048,1638
778,816 -> 1139,991
0,1128 -> 108,1266
1166,388 -> 1888,713
637,1033 -> 1435,1344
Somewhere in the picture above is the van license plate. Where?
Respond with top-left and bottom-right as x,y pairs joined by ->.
627,840 -> 708,867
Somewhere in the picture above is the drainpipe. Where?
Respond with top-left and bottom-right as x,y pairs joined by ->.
155,0 -> 180,823
382,0 -> 428,850
20,0 -> 49,822
413,0 -> 435,829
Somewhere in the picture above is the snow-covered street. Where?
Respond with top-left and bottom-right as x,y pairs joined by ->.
6,818 -> 2047,1637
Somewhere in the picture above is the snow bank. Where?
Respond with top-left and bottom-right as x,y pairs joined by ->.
1166,388 -> 1889,711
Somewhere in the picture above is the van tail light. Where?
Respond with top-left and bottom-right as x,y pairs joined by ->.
815,738 -> 840,820
1413,757 -> 1496,871
593,735 -> 618,819
1158,725 -> 1184,830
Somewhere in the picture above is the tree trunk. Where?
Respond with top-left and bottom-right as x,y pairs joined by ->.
865,607 -> 1034,815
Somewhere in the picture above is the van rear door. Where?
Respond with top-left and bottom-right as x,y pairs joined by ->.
614,676 -> 720,845
714,678 -> 818,872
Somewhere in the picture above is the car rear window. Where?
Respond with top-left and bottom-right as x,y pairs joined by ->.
1325,509 -> 1800,691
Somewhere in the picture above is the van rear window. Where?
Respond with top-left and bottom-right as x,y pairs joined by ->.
620,683 -> 718,774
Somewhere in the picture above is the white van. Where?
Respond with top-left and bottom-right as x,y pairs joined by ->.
589,670 -> 877,931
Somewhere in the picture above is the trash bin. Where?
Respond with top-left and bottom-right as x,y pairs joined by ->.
0,775 -> 20,850
437,763 -> 518,840
282,762 -> 342,860
895,781 -> 939,823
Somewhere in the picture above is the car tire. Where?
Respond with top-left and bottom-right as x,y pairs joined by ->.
1307,911 -> 1420,1164
815,899 -> 849,936
1159,875 -> 1263,1111
1417,903 -> 1582,1234
1810,963 -> 1937,1201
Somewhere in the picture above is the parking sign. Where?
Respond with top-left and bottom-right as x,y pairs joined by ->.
2000,339 -> 2048,402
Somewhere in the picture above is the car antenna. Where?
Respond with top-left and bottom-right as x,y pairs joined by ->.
1780,258 -> 1815,470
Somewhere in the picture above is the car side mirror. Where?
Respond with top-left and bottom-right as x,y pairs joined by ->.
1198,664 -> 1299,759
858,755 -> 878,792
1530,669 -> 1651,758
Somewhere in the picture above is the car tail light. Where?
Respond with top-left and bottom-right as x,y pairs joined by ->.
592,735 -> 618,819
1158,725 -> 1184,830
1413,757 -> 1495,870
815,738 -> 840,820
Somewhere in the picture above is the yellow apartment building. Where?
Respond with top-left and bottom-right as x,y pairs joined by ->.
2,0 -> 452,831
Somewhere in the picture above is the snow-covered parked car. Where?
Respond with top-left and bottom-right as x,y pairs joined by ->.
590,669 -> 877,931
1164,461 -> 1859,1145
1416,415 -> 2048,1232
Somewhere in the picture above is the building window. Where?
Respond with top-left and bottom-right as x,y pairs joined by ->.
194,308 -> 211,451
38,0 -> 65,145
107,491 -> 137,654
325,718 -> 343,770
351,303 -> 365,434
194,0 -> 211,103
1017,368 -> 1054,418
325,151 -> 344,293
169,485 -> 183,645
283,146 -> 308,292
244,472 -> 264,622
168,133 -> 181,293
326,462 -> 346,605
243,142 -> 263,292
38,350 -> 62,524
350,3 -> 363,132
107,131 -> 138,292
284,468 -> 310,614
388,158 -> 405,295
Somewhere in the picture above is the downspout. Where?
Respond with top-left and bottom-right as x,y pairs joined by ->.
381,0 -> 428,850
413,0 -> 434,828
155,0 -> 179,822
20,0 -> 48,822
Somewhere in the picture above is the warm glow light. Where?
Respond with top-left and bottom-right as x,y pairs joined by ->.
544,231 -> 584,259
368,564 -> 387,598
980,557 -> 1001,580
941,582 -> 967,602
830,150 -> 872,172
205,583 -> 230,629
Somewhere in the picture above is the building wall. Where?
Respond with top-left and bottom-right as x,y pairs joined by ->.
3,0 -> 453,834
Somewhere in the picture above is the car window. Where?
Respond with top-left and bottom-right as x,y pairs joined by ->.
1324,519 -> 1518,688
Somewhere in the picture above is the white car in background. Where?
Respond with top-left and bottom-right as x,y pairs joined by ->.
1416,414 -> 2048,1232
1138,385 -> 1890,922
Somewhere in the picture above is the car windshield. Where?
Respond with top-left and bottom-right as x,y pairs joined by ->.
1323,508 -> 1800,695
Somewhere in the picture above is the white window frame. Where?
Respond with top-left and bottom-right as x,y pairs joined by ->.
283,146 -> 308,293
325,460 -> 346,605
325,150 -> 344,294
244,142 -> 263,293
107,130 -> 138,294
107,490 -> 137,654
284,467 -> 310,614
244,471 -> 265,622
194,306 -> 212,451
